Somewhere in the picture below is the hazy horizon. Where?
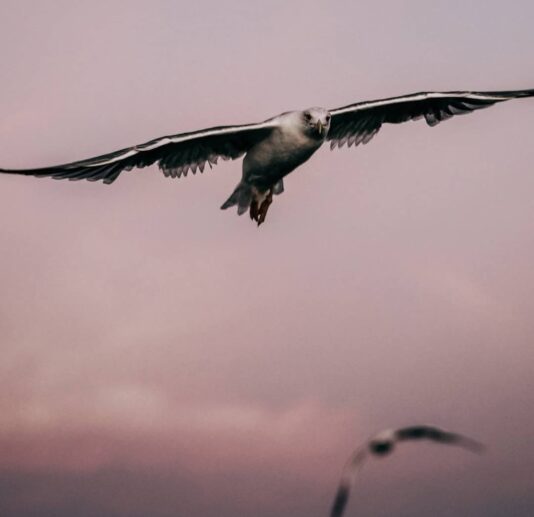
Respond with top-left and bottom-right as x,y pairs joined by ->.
1,1 -> 534,516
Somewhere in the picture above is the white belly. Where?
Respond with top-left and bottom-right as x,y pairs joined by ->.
243,125 -> 322,185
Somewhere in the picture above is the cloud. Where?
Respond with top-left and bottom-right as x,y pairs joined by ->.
0,391 -> 356,476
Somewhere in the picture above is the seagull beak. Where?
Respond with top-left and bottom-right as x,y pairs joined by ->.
316,120 -> 324,135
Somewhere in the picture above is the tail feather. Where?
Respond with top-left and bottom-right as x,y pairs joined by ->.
220,182 -> 253,215
220,188 -> 240,210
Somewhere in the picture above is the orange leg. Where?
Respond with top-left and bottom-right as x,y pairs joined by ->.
249,198 -> 259,221
257,189 -> 273,226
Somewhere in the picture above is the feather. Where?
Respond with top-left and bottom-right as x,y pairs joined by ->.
328,89 -> 534,150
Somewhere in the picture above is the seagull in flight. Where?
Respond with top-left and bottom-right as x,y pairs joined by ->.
330,424 -> 484,517
2,88 -> 533,225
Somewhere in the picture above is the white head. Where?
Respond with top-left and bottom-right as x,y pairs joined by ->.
301,107 -> 331,138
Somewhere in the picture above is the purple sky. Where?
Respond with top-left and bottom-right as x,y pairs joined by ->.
1,1 -> 534,516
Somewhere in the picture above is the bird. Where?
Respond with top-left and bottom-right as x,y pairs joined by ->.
330,424 -> 484,517
1,88 -> 533,225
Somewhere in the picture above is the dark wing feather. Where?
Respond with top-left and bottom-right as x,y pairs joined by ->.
0,121 -> 277,184
328,89 -> 534,149
394,425 -> 485,453
395,425 -> 441,441
330,448 -> 367,517
330,484 -> 350,517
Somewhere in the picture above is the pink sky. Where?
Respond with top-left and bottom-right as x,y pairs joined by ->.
1,1 -> 534,516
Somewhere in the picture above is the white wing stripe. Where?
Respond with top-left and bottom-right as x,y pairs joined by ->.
84,121 -> 277,167
331,92 -> 506,115
137,137 -> 171,151
167,121 -> 276,144
86,149 -> 139,167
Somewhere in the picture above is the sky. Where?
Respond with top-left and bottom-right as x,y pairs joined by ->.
1,1 -> 534,516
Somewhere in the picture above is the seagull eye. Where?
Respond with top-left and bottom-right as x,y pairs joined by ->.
304,112 -> 312,120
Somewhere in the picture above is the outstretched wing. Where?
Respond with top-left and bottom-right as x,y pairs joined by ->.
395,425 -> 485,453
328,89 -> 534,149
330,448 -> 367,517
0,120 -> 277,184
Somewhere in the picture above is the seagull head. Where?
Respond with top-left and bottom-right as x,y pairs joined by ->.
369,439 -> 395,456
302,107 -> 331,138
368,429 -> 396,456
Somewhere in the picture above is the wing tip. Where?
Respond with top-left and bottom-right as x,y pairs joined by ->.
0,166 -> 121,184
330,486 -> 350,517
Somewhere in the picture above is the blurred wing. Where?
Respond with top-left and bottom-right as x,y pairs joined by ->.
328,89 -> 534,149
395,425 -> 440,441
0,120 -> 277,184
395,425 -> 485,453
330,482 -> 351,517
330,448 -> 367,517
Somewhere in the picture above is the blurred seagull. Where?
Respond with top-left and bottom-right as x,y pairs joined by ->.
2,88 -> 534,225
330,424 -> 484,517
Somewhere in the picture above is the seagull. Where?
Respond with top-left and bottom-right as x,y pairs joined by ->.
330,424 -> 484,517
1,88 -> 533,225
